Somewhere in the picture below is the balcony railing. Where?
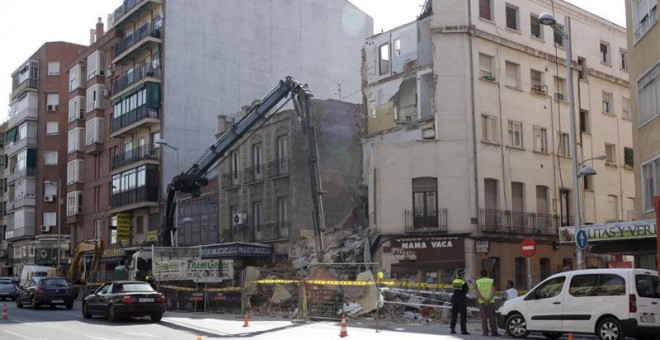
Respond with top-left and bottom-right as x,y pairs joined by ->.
113,22 -> 161,59
110,185 -> 158,208
221,172 -> 240,188
111,105 -> 159,133
111,145 -> 159,170
10,79 -> 38,101
255,221 -> 289,242
479,208 -> 562,235
243,165 -> 264,184
404,208 -> 448,234
267,158 -> 289,178
112,66 -> 161,94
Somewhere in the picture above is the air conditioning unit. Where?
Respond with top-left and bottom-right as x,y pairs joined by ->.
103,89 -> 110,97
44,195 -> 54,203
47,104 -> 58,112
41,225 -> 51,232
232,213 -> 247,226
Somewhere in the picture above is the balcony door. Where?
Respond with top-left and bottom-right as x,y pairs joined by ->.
412,177 -> 438,229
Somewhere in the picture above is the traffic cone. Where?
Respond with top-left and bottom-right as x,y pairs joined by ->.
242,313 -> 250,327
339,314 -> 348,338
1,304 -> 7,320
568,333 -> 574,340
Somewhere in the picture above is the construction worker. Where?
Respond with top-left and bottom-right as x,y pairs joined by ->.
145,272 -> 156,290
450,269 -> 469,335
476,269 -> 500,336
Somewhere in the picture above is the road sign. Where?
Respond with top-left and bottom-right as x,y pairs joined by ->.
576,229 -> 588,250
520,238 -> 537,257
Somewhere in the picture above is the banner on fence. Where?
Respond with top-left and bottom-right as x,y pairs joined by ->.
154,259 -> 234,282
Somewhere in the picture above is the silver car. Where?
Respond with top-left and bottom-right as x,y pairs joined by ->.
0,277 -> 18,301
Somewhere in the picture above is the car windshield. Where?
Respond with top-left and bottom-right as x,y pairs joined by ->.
0,279 -> 13,285
40,278 -> 68,287
120,283 -> 155,293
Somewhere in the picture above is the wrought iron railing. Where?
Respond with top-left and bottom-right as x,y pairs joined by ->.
404,208 -> 448,234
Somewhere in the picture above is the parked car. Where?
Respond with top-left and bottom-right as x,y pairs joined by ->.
0,277 -> 18,301
82,281 -> 166,322
16,277 -> 75,309
497,268 -> 660,340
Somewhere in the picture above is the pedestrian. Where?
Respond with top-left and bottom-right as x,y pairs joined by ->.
450,269 -> 470,335
505,280 -> 518,300
476,269 -> 501,337
145,271 -> 156,290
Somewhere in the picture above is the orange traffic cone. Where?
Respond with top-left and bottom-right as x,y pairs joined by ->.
196,336 -> 202,340
339,314 -> 348,338
568,333 -> 574,340
242,313 -> 250,327
1,304 -> 7,320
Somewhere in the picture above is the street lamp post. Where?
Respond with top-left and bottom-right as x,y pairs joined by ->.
156,139 -> 179,247
155,139 -> 179,174
539,13 -> 587,269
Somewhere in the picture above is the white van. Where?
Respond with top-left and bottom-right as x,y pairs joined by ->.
19,265 -> 55,287
497,268 -> 660,340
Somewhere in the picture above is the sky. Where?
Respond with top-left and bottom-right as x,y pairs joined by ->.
0,0 -> 626,122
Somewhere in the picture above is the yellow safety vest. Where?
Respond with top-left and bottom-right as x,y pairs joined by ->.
476,277 -> 495,303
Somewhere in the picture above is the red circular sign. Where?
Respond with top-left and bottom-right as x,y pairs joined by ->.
520,238 -> 537,257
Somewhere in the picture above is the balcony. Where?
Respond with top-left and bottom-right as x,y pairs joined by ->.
110,185 -> 159,210
7,167 -> 36,184
243,165 -> 264,184
85,140 -> 104,155
267,158 -> 289,179
10,79 -> 38,101
110,145 -> 159,171
112,0 -> 161,28
254,222 -> 289,242
111,105 -> 160,137
221,172 -> 240,189
6,136 -> 37,156
479,208 -> 561,235
112,22 -> 161,63
404,209 -> 448,234
112,66 -> 161,95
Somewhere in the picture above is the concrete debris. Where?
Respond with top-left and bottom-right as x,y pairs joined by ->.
338,302 -> 363,316
269,284 -> 292,305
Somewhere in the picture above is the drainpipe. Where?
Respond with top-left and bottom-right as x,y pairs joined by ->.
655,197 -> 660,273
467,0 -> 480,235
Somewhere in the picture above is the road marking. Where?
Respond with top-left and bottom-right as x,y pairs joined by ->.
121,332 -> 160,338
83,335 -> 111,340
2,330 -> 31,339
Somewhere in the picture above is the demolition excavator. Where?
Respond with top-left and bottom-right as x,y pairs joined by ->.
159,76 -> 325,256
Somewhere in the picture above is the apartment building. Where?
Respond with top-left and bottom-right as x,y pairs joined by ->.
217,99 -> 363,261
0,122 -> 7,274
4,42 -> 88,276
626,0 -> 659,270
363,0 -> 632,289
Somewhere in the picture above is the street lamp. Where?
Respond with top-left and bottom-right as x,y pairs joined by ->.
155,138 -> 179,174
539,13 -> 587,269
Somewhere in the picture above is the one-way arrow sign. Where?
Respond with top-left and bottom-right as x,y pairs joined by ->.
576,229 -> 588,250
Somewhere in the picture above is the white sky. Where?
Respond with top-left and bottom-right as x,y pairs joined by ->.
0,0 -> 626,122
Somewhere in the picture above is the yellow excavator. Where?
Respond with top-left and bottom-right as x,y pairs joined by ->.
66,239 -> 104,284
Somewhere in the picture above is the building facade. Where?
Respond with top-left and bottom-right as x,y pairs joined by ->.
626,0 -> 659,269
363,0 -> 632,289
5,42 -> 88,276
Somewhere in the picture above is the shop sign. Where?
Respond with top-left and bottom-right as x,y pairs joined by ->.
475,239 -> 490,254
389,236 -> 463,260
147,230 -> 158,242
154,259 -> 234,282
201,242 -> 272,258
116,214 -> 131,244
559,219 -> 656,243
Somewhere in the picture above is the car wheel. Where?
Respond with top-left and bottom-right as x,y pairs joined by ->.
82,302 -> 91,318
505,313 -> 530,338
65,302 -> 73,310
150,313 -> 163,322
16,299 -> 23,308
31,297 -> 40,309
542,332 -> 563,339
597,317 -> 625,340
108,305 -> 118,322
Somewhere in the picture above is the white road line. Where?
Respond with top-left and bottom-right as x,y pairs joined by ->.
1,330 -> 31,339
83,335 -> 111,340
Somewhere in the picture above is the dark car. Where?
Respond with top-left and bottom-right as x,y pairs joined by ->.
82,281 -> 166,322
16,277 -> 75,309
0,277 -> 18,301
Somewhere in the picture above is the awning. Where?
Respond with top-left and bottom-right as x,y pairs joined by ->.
6,127 -> 17,143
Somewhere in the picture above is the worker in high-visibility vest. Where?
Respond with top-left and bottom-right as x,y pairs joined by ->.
475,269 -> 501,337
449,269 -> 469,335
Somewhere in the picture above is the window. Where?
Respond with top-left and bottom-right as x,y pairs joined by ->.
44,151 -> 58,165
252,201 -> 263,237
600,42 -> 610,64
95,219 -> 103,239
378,43 -> 390,76
277,197 -> 288,227
624,147 -> 634,168
276,135 -> 288,176
584,174 -> 594,190
515,258 -> 525,290
605,143 -> 617,165
85,118 -> 104,145
602,91 -> 613,114
641,157 -> 660,211
479,53 -> 494,80
540,258 -> 552,280
636,274 -> 660,298
136,216 -> 145,235
620,49 -> 628,71
505,61 -> 520,88
47,62 -> 60,76
578,57 -> 587,80
536,186 -> 549,214
508,120 -> 523,148
530,14 -> 543,39
637,64 -> 659,126
569,274 -> 598,296
481,115 -> 498,143
66,190 -> 83,216
622,97 -> 631,119
559,132 -> 570,157
505,4 -> 519,30
533,126 -> 547,153
530,69 -> 545,94
412,177 -> 438,219
252,142 -> 262,180
607,195 -> 619,222
393,38 -> 401,57
67,159 -> 84,184
554,76 -> 566,101
230,151 -> 239,184
632,0 -> 658,42
553,23 -> 564,47
46,93 -> 59,111
533,276 -> 565,299
46,121 -> 58,135
43,212 -> 57,226
579,110 -> 590,133
479,0 -> 493,20
484,178 -> 498,211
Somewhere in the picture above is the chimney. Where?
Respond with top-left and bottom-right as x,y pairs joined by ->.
90,29 -> 96,45
96,17 -> 104,41
217,115 -> 229,137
